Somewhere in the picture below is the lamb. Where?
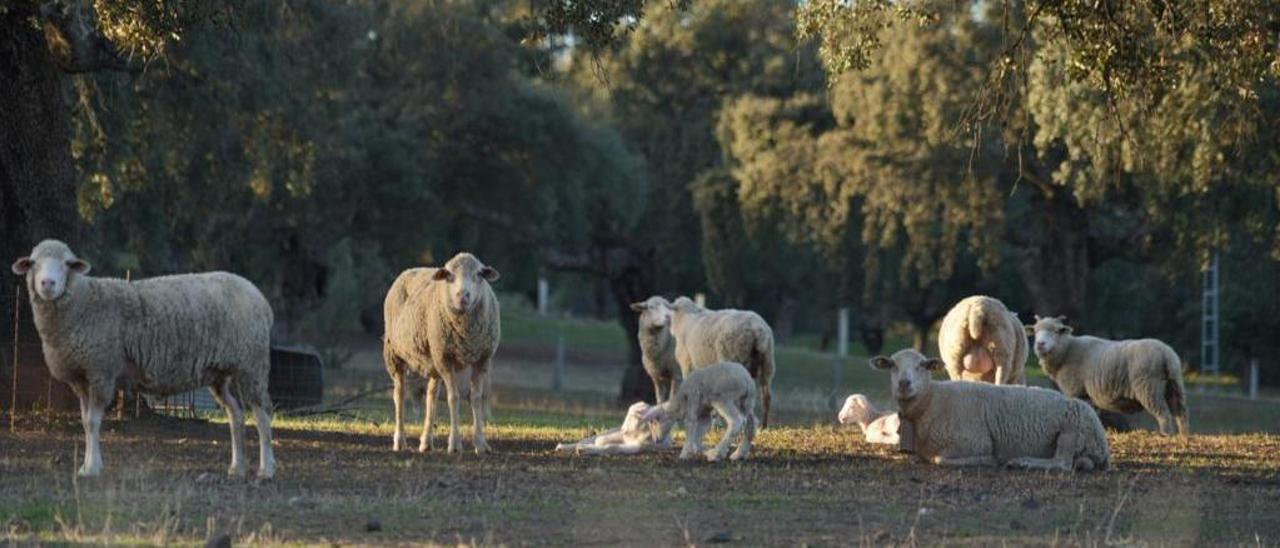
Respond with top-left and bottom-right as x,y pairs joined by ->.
1027,316 -> 1189,435
384,253 -> 501,454
554,401 -> 672,455
629,297 -> 681,404
837,394 -> 900,445
652,296 -> 776,427
639,361 -> 757,462
11,240 -> 276,478
937,295 -> 1027,385
871,349 -> 1110,471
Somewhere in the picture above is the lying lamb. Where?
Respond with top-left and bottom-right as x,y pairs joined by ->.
11,240 -> 276,478
640,361 -> 757,462
384,253 -> 501,454
1027,316 -> 1190,435
654,297 -> 776,427
872,349 -> 1110,471
837,394 -> 900,445
555,402 -> 671,455
937,295 -> 1027,385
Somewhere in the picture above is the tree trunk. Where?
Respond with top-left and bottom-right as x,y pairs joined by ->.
608,251 -> 657,404
1014,189 -> 1090,326
770,292 -> 797,346
0,9 -> 84,265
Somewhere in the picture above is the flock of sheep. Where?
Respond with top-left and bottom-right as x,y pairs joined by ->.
11,241 -> 1189,479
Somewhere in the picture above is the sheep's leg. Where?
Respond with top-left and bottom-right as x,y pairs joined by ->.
81,390 -> 109,477
652,379 -> 666,405
443,375 -> 463,454
469,365 -> 491,455
391,370 -> 407,451
679,408 -> 706,460
1135,382 -> 1176,435
70,384 -> 101,477
706,401 -> 743,462
1004,456 -> 1072,472
419,376 -> 438,452
249,402 -> 276,479
760,381 -> 772,429
732,402 -> 757,461
214,381 -> 248,478
931,455 -> 997,467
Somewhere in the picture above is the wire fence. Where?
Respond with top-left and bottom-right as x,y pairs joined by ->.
2,285 -> 325,425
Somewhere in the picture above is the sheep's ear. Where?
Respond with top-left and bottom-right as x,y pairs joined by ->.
479,266 -> 500,282
1033,314 -> 1042,322
11,257 -> 33,275
1056,315 -> 1067,323
921,358 -> 944,372
630,301 -> 647,312
67,259 -> 91,275
1058,325 -> 1073,335
869,356 -> 894,371
431,269 -> 453,282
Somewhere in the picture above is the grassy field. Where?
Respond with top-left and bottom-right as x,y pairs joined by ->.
3,303 -> 1279,545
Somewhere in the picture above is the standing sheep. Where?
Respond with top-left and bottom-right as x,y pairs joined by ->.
871,349 -> 1109,471
629,296 -> 681,404
11,240 -> 276,478
654,297 -> 776,427
639,362 -> 757,462
1027,316 -> 1189,435
384,253 -> 501,454
937,296 -> 1027,385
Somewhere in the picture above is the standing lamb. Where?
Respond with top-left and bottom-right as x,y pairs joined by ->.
384,253 -> 501,454
1027,316 -> 1189,435
937,295 -> 1027,385
655,297 -> 776,427
11,240 -> 276,478
639,361 -> 757,461
871,349 -> 1110,471
629,296 -> 681,404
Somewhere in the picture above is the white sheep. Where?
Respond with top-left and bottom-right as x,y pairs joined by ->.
384,253 -> 501,454
937,295 -> 1027,385
629,296 -> 681,404
11,240 -> 276,478
639,361 -> 757,461
554,401 -> 672,455
652,297 -> 776,427
871,349 -> 1110,471
1027,316 -> 1190,435
837,394 -> 900,445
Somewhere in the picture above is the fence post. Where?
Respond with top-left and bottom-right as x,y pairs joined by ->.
537,275 -> 549,316
1248,358 -> 1259,400
830,307 -> 850,412
10,284 -> 20,431
552,333 -> 565,392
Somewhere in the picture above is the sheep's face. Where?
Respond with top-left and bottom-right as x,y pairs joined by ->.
630,296 -> 673,333
432,253 -> 499,314
1027,316 -> 1072,357
870,349 -> 942,402
837,394 -> 874,426
11,240 -> 90,302
619,401 -> 652,435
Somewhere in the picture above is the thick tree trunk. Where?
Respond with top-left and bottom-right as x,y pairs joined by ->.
0,10 -> 84,264
1014,189 -> 1090,325
608,251 -> 656,404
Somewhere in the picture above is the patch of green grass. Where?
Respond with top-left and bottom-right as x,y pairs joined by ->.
498,293 -> 627,353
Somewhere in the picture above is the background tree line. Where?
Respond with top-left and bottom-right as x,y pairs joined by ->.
2,0 -> 1277,400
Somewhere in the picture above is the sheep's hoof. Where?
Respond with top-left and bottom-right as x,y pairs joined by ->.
226,465 -> 248,478
393,435 -> 407,451
729,451 -> 749,461
473,442 -> 491,455
704,448 -> 725,462
678,451 -> 699,461
77,464 -> 102,477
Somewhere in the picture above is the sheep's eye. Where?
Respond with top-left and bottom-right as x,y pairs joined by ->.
1056,327 -> 1069,334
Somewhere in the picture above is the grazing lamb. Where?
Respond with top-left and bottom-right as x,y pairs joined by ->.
629,297 -> 681,404
384,253 -> 501,454
871,349 -> 1110,471
640,362 -> 757,462
837,394 -> 900,445
1027,316 -> 1189,435
937,295 -> 1027,385
11,240 -> 276,478
655,297 -> 776,427
554,401 -> 671,455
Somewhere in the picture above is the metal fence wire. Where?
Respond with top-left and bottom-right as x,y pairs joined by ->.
3,285 -> 325,422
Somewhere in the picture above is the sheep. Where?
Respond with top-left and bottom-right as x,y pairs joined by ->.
629,296 -> 681,405
554,401 -> 672,455
652,296 -> 776,427
871,349 -> 1110,471
10,240 -> 276,479
1027,316 -> 1189,435
384,253 -> 501,454
837,394 -> 900,445
639,361 -> 757,462
937,295 -> 1027,385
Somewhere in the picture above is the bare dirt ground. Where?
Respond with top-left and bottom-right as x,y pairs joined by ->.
2,414 -> 1278,546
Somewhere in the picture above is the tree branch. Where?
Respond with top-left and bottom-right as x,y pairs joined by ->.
39,1 -> 137,74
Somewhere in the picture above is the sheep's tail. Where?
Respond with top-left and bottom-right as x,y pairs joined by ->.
1161,345 -> 1190,435
966,299 -> 988,341
750,324 -> 775,428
